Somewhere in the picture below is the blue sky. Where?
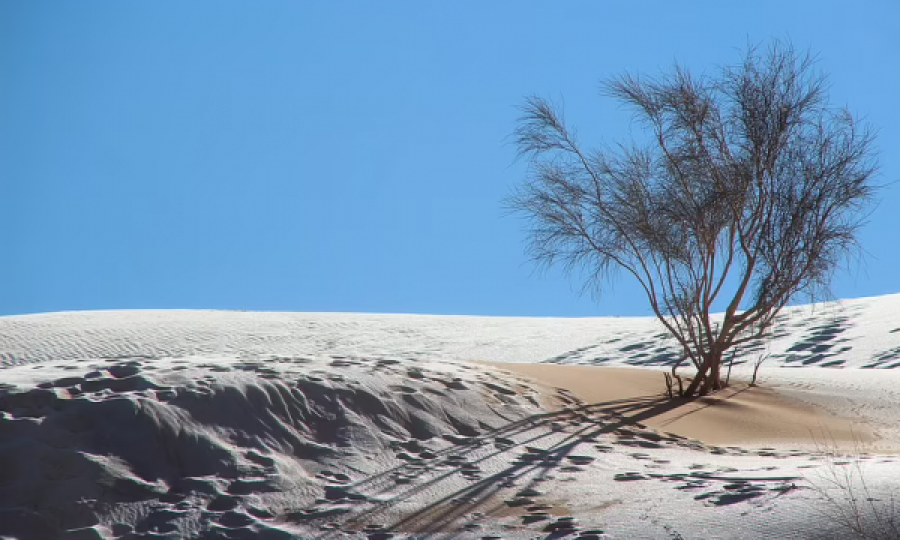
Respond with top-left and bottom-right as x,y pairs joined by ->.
2,1 -> 898,317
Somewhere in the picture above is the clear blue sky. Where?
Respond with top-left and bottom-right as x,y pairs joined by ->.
2,2 -> 898,317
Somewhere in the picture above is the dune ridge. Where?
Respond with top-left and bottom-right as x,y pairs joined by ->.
0,353 -> 564,539
2,295 -> 900,538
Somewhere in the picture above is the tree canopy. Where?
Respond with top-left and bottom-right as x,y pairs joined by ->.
509,42 -> 879,396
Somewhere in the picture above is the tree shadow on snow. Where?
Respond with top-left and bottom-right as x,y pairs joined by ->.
299,391 -> 733,539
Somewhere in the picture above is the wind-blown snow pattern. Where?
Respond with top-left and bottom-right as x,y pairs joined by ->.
3,294 -> 899,370
2,294 -> 900,539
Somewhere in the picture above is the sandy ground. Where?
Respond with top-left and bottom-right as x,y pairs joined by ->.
2,294 -> 900,539
485,363 -> 881,452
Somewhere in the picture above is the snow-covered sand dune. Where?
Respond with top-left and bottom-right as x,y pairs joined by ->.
2,295 -> 900,539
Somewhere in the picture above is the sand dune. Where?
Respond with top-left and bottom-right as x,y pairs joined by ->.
0,354 -> 560,539
2,295 -> 900,538
486,363 -> 880,451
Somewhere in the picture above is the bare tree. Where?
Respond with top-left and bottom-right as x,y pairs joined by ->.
509,42 -> 878,397
749,351 -> 770,387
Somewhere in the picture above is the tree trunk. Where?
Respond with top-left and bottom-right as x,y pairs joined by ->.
683,357 -> 711,396
683,349 -> 723,397
703,354 -> 723,395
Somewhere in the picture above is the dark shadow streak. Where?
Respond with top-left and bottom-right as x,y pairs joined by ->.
300,389 -> 738,538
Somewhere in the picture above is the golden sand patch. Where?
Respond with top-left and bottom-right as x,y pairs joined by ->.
483,363 -> 881,452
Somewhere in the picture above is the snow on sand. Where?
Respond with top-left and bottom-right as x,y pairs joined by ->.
2,295 -> 900,539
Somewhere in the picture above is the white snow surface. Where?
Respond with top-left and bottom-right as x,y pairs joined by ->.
1,294 -> 900,539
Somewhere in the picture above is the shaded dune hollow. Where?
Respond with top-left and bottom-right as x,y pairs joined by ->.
0,355 -> 554,539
